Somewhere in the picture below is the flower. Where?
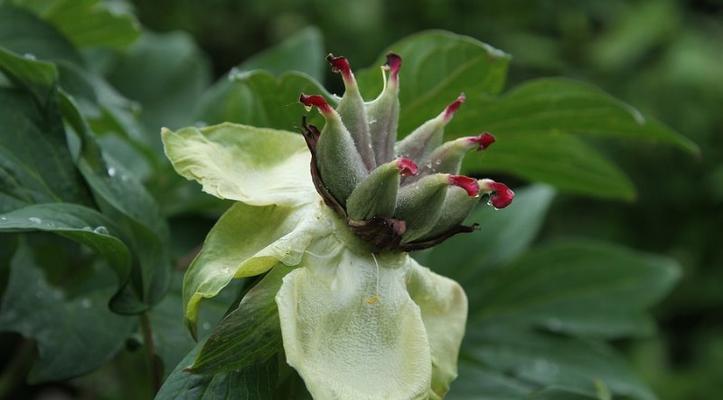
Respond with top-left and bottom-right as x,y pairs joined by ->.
161,52 -> 514,399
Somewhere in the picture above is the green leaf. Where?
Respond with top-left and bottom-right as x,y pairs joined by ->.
424,185 -> 556,286
0,203 -> 131,285
452,78 -> 698,154
447,361 -> 531,400
469,132 -> 636,200
0,87 -> 90,211
238,26 -> 325,82
472,240 -> 681,338
356,30 -> 510,136
463,325 -> 656,400
34,0 -> 140,49
155,340 -> 278,400
0,5 -> 83,64
107,31 -> 211,135
0,47 -> 57,101
194,70 -> 329,131
0,240 -> 134,382
190,264 -> 291,374
529,388 -> 603,400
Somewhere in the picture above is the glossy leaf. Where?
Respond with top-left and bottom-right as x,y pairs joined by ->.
0,203 -> 131,284
465,132 -> 636,200
31,0 -> 140,49
472,240 -> 681,338
0,241 -> 134,382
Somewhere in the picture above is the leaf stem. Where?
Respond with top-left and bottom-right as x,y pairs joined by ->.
0,339 -> 36,399
139,313 -> 162,395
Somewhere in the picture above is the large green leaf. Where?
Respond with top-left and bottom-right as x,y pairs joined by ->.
107,31 -> 211,136
194,70 -> 328,131
238,26 -> 325,82
356,30 -> 511,136
0,203 -> 131,285
17,0 -> 141,49
0,241 -> 135,382
0,5 -> 82,64
462,325 -> 655,400
452,78 -> 698,153
0,87 -> 90,211
472,240 -> 681,338
190,265 -> 291,374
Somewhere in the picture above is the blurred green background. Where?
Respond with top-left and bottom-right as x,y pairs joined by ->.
1,0 -> 721,398
131,0 -> 723,397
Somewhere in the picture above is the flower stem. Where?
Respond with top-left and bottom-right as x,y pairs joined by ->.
0,339 -> 35,399
139,313 -> 162,395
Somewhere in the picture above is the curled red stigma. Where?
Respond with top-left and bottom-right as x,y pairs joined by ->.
299,93 -> 333,114
396,157 -> 418,176
487,181 -> 515,208
443,93 -> 466,121
326,54 -> 353,80
448,175 -> 480,196
468,132 -> 496,150
385,53 -> 402,81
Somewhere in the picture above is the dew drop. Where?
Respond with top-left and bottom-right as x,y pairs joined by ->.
107,167 -> 116,177
194,120 -> 207,128
0,216 -> 7,221
23,53 -> 36,60
28,217 -> 42,224
93,226 -> 109,235
80,298 -> 92,309
368,118 -> 377,125
202,322 -> 211,331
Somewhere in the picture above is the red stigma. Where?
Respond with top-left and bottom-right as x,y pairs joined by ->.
299,93 -> 333,114
468,132 -> 496,150
443,93 -> 465,121
396,157 -> 418,176
326,54 -> 352,80
488,181 -> 515,208
448,175 -> 479,197
385,53 -> 402,81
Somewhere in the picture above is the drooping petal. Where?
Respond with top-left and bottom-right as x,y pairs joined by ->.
405,258 -> 468,399
183,200 -> 332,335
161,123 -> 317,207
276,241 -> 432,400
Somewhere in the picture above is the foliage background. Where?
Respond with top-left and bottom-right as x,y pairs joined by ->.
0,0 -> 721,399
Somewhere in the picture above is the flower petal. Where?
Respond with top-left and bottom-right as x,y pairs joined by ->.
406,258 -> 468,399
161,123 -> 317,206
184,200 -> 331,334
276,241 -> 432,400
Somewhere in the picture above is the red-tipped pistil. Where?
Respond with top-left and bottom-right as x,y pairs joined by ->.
385,53 -> 402,81
396,157 -> 418,177
480,179 -> 515,208
326,54 -> 353,81
443,93 -> 466,121
468,132 -> 496,150
299,93 -> 333,115
448,175 -> 480,197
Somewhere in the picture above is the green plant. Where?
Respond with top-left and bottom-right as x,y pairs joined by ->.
0,1 -> 697,399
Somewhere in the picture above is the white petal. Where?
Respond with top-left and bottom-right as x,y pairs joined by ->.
406,258 -> 468,399
276,241 -> 432,400
162,123 -> 317,206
